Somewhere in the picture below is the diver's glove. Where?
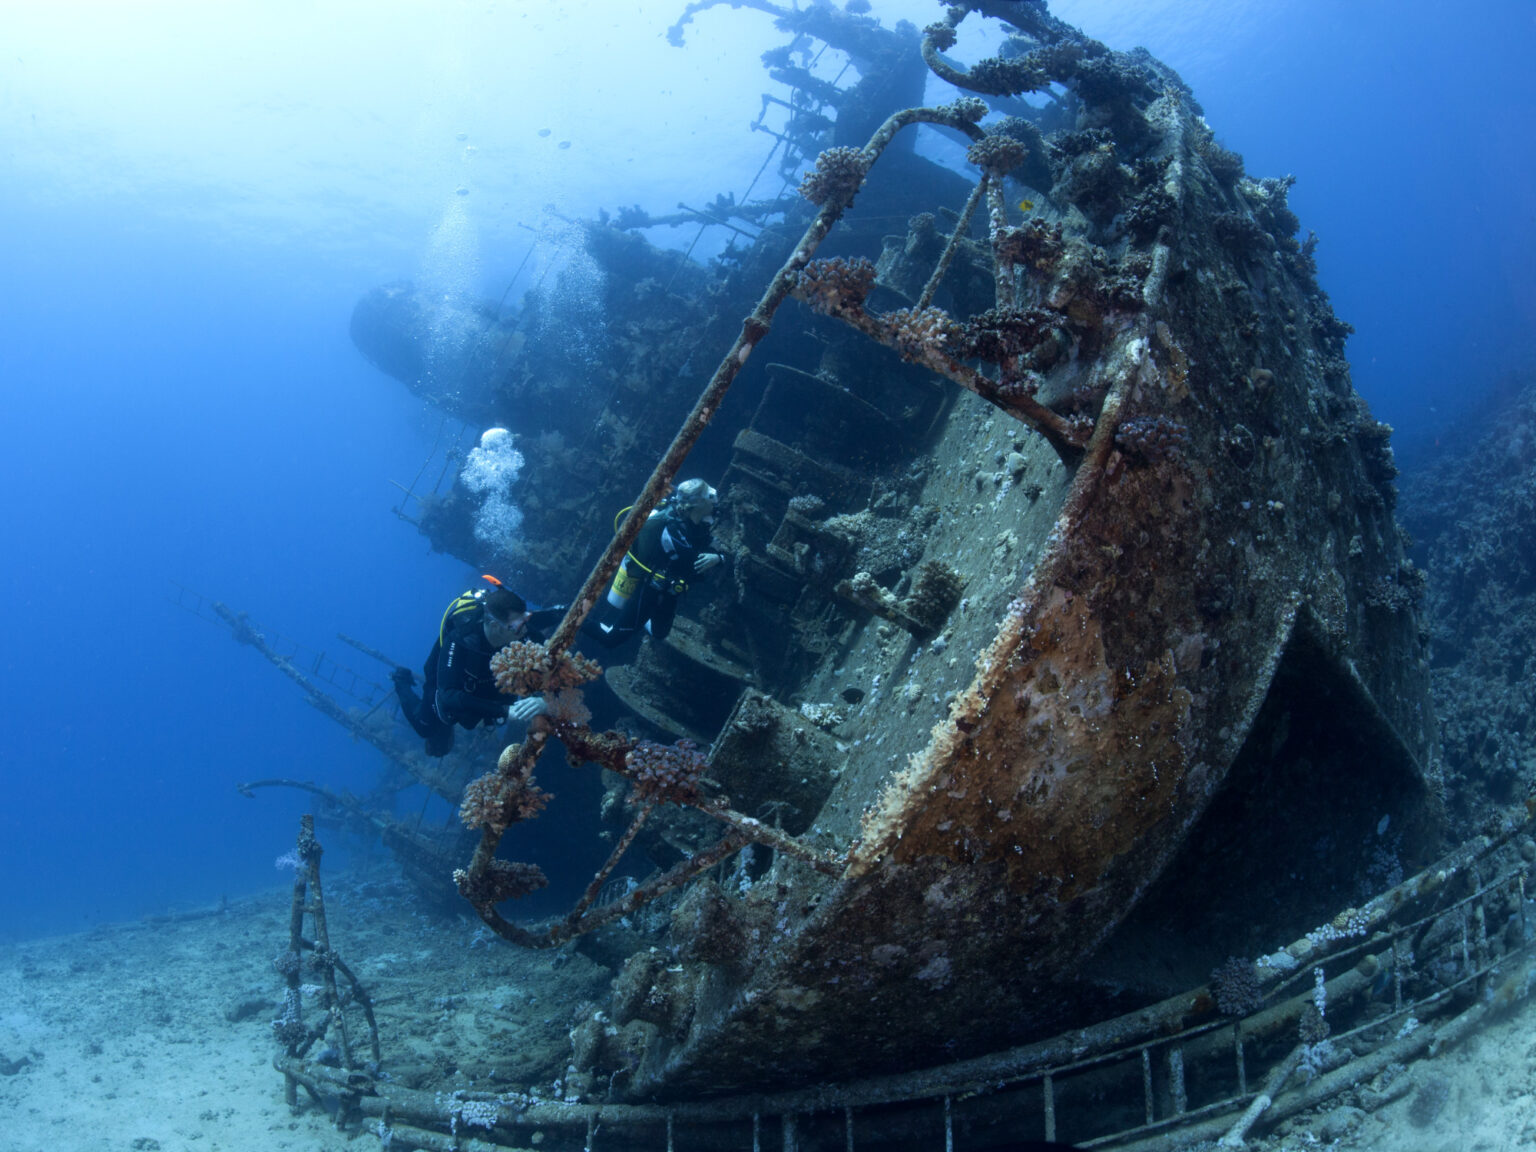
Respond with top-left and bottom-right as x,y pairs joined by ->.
694,552 -> 723,574
507,696 -> 548,722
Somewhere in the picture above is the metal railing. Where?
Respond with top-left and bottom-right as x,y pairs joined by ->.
273,818 -> 1534,1151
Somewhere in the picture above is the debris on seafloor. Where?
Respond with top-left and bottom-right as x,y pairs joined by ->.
308,0 -> 1455,1126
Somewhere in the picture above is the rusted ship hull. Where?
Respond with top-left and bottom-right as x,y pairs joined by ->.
613,87 -> 1435,1102
349,2 -> 1438,1101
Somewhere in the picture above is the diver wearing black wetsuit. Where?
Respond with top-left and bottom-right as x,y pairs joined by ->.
594,479 -> 723,649
394,583 -> 565,757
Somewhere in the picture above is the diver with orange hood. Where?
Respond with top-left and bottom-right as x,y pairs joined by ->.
393,575 -> 565,757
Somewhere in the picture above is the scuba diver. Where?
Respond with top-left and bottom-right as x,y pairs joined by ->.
393,576 -> 565,757
594,479 -> 724,649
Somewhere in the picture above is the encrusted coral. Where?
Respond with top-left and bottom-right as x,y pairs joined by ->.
611,950 -> 690,1032
993,219 -> 1066,274
1115,415 -> 1189,462
845,570 -> 898,612
945,96 -> 989,124
794,257 -> 878,315
1363,570 -> 1426,614
995,375 -> 1044,406
922,21 -> 957,51
625,740 -> 711,806
1057,145 -> 1129,222
965,56 -> 1049,97
1123,188 -> 1177,242
1352,416 -> 1399,486
1249,176 -> 1303,248
490,640 -> 601,697
798,146 -> 869,209
837,563 -> 959,639
1049,127 -> 1114,164
459,760 -> 550,833
1202,140 -> 1245,187
885,306 -> 958,361
450,1098 -> 502,1130
966,134 -> 1029,177
988,116 -> 1052,187
1213,211 -> 1271,255
454,859 -> 548,905
544,687 -> 593,728
798,701 -> 845,730
1070,52 -> 1157,106
271,990 -> 307,1049
556,723 -> 636,775
904,560 -> 965,636
955,307 -> 1060,363
1297,1000 -> 1330,1045
1209,956 -> 1263,1016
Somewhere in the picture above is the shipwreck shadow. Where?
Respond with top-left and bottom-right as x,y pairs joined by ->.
1083,608 -> 1437,999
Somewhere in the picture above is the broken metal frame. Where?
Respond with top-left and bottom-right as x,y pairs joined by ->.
199,595 -> 484,903
917,173 -> 989,311
204,600 -> 466,805
275,815 -> 381,1121
274,816 -> 1533,1150
173,582 -> 389,711
453,720 -> 843,952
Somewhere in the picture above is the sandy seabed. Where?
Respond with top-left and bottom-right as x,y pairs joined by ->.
0,867 -> 611,1152
1,864 -> 1534,1152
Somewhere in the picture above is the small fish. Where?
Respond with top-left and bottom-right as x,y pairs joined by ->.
1018,198 -> 1035,212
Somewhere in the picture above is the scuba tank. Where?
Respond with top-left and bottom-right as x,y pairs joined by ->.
607,507 -> 649,609
440,574 -> 510,641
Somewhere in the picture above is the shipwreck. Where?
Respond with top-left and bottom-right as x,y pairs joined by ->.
236,3 -> 1526,1147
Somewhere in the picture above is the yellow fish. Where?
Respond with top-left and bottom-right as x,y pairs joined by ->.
1018,198 -> 1035,212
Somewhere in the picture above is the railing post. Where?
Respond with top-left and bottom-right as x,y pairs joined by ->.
1168,1047 -> 1187,1116
1475,896 -> 1489,969
1142,1048 -> 1155,1125
1520,874 -> 1529,942
1043,1074 -> 1056,1143
1392,937 -> 1405,1012
1234,1023 -> 1246,1097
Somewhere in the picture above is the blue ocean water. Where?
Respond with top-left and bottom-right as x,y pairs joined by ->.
0,0 -> 1531,943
